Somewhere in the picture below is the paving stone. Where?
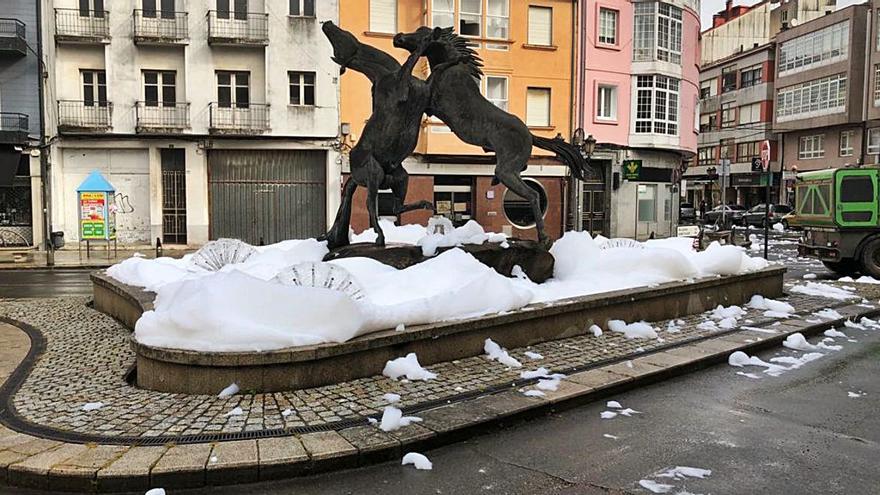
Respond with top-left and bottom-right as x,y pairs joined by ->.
97,445 -> 168,493
638,350 -> 696,370
257,436 -> 309,481
0,450 -> 28,483
417,403 -> 495,434
6,438 -> 63,456
384,422 -> 436,445
532,379 -> 593,405
48,444 -> 128,492
299,431 -> 357,467
150,443 -> 212,489
205,440 -> 258,485
7,443 -> 86,490
467,390 -> 539,417
604,359 -> 664,379
567,368 -> 632,389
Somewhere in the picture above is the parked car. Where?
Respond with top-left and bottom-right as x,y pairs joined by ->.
703,205 -> 747,225
679,202 -> 696,223
743,204 -> 793,227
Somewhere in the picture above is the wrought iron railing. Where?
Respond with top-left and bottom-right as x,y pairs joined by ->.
57,100 -> 112,130
209,102 -> 269,132
0,18 -> 26,39
133,10 -> 188,42
206,10 -> 268,44
135,102 -> 190,130
55,9 -> 110,40
0,113 -> 28,133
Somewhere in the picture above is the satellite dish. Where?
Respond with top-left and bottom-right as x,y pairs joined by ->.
789,18 -> 799,27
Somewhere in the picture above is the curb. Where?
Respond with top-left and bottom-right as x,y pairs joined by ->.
0,302 -> 876,492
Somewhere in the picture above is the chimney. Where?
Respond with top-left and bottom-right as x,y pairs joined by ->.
726,0 -> 733,18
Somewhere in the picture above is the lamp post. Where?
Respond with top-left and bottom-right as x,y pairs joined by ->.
570,128 -> 596,232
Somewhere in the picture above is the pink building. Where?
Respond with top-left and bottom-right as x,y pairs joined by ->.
573,0 -> 700,240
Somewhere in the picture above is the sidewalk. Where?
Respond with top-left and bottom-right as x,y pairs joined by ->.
0,281 -> 877,492
0,246 -> 193,270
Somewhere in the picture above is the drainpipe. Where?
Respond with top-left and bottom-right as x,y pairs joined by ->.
36,0 -> 53,266
860,9 -> 871,167
568,0 -> 580,232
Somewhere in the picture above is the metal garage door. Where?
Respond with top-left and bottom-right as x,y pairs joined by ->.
208,149 -> 326,245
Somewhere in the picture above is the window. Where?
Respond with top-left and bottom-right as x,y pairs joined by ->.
289,0 -> 315,17
721,102 -> 735,128
736,141 -> 759,163
698,147 -> 715,166
740,65 -> 762,88
779,21 -> 849,75
868,128 -> 880,155
635,75 -> 679,135
597,85 -> 617,120
877,9 -> 880,50
798,135 -> 824,159
486,0 -> 509,39
503,179 -> 548,228
143,0 -> 174,19
720,142 -> 734,160
776,74 -> 847,122
217,71 -> 249,108
840,176 -> 875,203
460,0 -> 481,37
526,87 -> 551,127
738,103 -> 761,124
81,70 -> 107,107
874,65 -> 880,106
528,6 -> 553,46
721,66 -> 737,93
369,0 -> 396,33
637,184 -> 657,222
485,76 -> 508,111
217,0 -> 247,20
634,2 -> 682,64
432,0 -> 454,28
700,79 -> 716,99
79,0 -> 105,17
289,72 -> 316,105
143,70 -> 176,106
840,130 -> 854,157
598,8 -> 618,45
699,113 -> 717,132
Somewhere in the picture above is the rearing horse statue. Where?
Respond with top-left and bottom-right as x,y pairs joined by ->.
394,27 -> 603,248
320,22 -> 433,249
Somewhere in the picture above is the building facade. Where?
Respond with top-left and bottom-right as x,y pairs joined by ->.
575,0 -> 700,240
42,0 -> 341,248
773,3 -> 870,186
339,0 -> 575,241
0,0 -> 44,248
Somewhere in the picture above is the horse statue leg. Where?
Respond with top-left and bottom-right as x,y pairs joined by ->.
495,151 -> 552,250
362,156 -> 387,246
388,166 -> 433,215
322,176 -> 358,249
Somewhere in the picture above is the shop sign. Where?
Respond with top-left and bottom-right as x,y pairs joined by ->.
621,160 -> 642,180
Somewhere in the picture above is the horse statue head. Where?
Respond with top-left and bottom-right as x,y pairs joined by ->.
393,26 -> 484,79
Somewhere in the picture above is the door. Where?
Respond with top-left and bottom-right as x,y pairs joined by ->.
216,0 -> 248,35
141,0 -> 177,36
161,149 -> 187,244
208,149 -> 326,244
216,71 -> 250,128
143,70 -> 178,126
580,182 -> 606,237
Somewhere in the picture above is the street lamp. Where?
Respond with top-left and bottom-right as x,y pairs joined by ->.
570,129 -> 598,232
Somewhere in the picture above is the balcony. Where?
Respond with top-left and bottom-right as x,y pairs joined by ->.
135,102 -> 190,133
55,9 -> 110,44
207,11 -> 268,46
133,10 -> 188,44
209,103 -> 269,134
0,113 -> 28,144
0,19 -> 26,57
57,100 -> 112,132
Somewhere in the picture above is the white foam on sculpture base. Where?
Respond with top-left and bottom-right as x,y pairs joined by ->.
106,220 -> 772,353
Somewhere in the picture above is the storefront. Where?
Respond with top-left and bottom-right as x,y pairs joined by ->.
0,152 -> 33,247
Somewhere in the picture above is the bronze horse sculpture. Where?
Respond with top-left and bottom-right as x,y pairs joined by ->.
321,24 -> 600,249
321,21 -> 433,249
393,27 -> 602,248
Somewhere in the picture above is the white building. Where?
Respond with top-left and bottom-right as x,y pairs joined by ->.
43,0 -> 341,247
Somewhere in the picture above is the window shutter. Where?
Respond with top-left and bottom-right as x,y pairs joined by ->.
370,0 -> 397,33
526,88 -> 551,127
528,7 -> 552,46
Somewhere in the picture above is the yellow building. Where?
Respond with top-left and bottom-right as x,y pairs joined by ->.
339,0 -> 576,239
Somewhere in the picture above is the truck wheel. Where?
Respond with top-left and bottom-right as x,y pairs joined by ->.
860,238 -> 880,278
822,259 -> 861,276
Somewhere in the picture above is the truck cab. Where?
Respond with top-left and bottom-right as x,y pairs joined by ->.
794,167 -> 880,277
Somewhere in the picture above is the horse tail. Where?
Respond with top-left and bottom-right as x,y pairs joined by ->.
531,134 -> 601,182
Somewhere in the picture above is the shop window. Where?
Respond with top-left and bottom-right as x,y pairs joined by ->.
503,179 -> 548,228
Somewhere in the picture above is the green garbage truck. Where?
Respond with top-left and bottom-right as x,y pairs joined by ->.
793,166 -> 880,277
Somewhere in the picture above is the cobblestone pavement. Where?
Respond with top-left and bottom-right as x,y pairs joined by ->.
0,280 -> 878,442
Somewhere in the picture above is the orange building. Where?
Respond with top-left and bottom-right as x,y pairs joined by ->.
338,0 -> 576,240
